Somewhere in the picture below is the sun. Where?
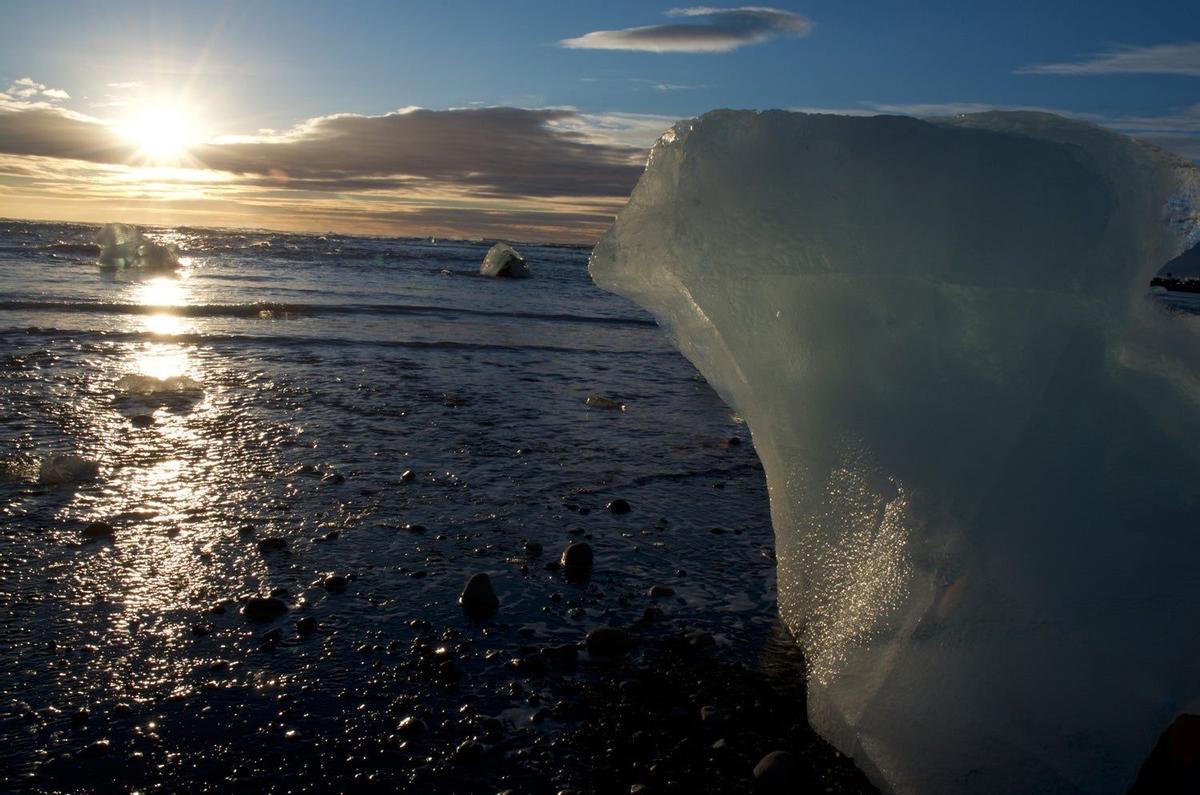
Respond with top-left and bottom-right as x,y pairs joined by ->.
120,104 -> 202,164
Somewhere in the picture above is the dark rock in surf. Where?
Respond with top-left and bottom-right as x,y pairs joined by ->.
607,498 -> 631,515
82,521 -> 115,539
585,626 -> 633,658
753,750 -> 797,791
561,541 -> 594,582
243,596 -> 288,623
460,572 -> 499,619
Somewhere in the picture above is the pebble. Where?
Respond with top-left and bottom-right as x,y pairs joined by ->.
397,715 -> 427,735
82,521 -> 115,539
243,596 -> 288,622
752,750 -> 797,791
524,540 -> 543,557
256,537 -> 288,552
459,572 -> 499,619
296,616 -> 318,635
585,626 -> 633,658
607,498 -> 631,515
648,585 -> 675,598
560,541 -> 593,581
400,469 -> 415,482
323,574 -> 348,593
130,414 -> 155,428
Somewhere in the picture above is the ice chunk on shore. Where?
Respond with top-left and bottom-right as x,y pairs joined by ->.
590,110 -> 1200,794
39,453 -> 99,485
96,223 -> 181,271
480,242 -> 529,278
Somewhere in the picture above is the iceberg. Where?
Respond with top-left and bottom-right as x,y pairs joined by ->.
589,110 -> 1200,794
38,453 -> 99,485
480,242 -> 530,278
116,373 -> 202,395
96,223 -> 181,271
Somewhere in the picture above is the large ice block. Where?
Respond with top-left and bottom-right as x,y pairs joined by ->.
589,110 -> 1200,794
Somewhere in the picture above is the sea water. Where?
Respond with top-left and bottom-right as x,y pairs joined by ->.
0,220 -> 779,791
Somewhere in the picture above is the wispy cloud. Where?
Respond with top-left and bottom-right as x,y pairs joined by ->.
561,6 -> 812,53
1018,42 -> 1200,77
107,81 -> 150,89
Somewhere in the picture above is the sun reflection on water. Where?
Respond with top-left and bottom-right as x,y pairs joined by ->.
137,276 -> 190,338
131,342 -> 193,380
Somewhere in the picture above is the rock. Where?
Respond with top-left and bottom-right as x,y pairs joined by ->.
585,626 -> 633,658
700,705 -> 725,725
322,471 -> 345,484
545,643 -> 579,669
648,585 -> 675,598
397,715 -> 427,736
400,469 -> 415,482
560,542 -> 594,582
524,540 -> 543,558
460,573 -> 499,619
82,521 -> 115,539
323,574 -> 348,593
130,414 -> 155,428
296,616 -> 318,635
607,498 -> 631,515
510,652 -> 550,678
79,738 -> 111,758
752,750 -> 796,791
256,537 -> 288,553
584,395 -> 626,411
243,596 -> 288,622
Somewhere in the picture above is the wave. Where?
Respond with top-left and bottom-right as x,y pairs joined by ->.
0,300 -> 657,327
1,324 -> 671,357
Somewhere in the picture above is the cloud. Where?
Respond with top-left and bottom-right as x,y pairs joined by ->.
1,77 -> 73,109
108,81 -> 150,89
0,105 -> 665,241
561,6 -> 812,53
788,101 -> 1200,162
1018,42 -> 1200,77
191,107 -> 647,198
0,105 -> 651,198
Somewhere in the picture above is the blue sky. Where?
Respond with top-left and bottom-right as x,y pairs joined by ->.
0,1 -> 1197,239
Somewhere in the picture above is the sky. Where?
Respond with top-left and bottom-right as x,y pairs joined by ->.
0,1 -> 1197,242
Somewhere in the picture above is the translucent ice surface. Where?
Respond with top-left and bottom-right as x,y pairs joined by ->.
96,223 -> 181,271
590,110 -> 1200,794
480,242 -> 530,278
38,453 -> 99,485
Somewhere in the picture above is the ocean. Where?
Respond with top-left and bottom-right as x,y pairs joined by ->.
0,220 -> 863,793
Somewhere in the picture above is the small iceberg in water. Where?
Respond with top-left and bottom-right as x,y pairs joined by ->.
480,242 -> 530,278
96,223 -> 181,272
116,373 -> 202,396
38,453 -> 99,486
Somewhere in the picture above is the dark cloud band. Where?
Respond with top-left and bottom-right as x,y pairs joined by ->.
561,6 -> 812,53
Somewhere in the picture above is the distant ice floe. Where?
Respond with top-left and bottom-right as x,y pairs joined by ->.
96,223 -> 181,272
38,453 -> 99,486
116,373 -> 202,396
480,243 -> 530,278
